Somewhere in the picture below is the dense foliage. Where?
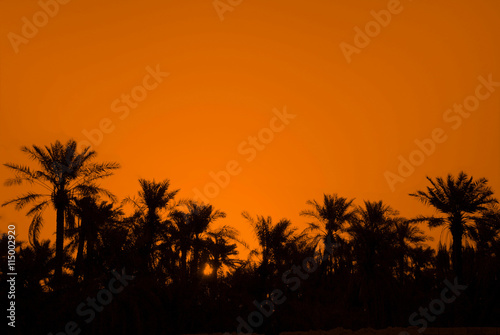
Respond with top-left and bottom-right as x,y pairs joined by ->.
1,140 -> 499,334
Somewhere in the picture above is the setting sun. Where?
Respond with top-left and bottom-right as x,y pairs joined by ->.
203,263 -> 213,277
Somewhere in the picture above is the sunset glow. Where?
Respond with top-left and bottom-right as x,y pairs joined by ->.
1,1 -> 499,251
2,1 -> 500,333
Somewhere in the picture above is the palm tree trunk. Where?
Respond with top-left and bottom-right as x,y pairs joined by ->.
74,221 -> 85,279
451,217 -> 464,283
452,232 -> 463,282
141,221 -> 153,275
143,213 -> 155,274
213,264 -> 219,283
398,253 -> 406,284
180,246 -> 187,281
326,233 -> 334,277
88,230 -> 96,278
55,206 -> 65,287
192,235 -> 200,281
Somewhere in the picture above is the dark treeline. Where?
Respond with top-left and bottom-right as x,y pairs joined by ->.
1,140 -> 500,335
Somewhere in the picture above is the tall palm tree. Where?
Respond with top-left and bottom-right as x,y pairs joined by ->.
470,205 -> 500,254
301,194 -> 355,275
17,239 -> 56,292
2,140 -> 119,286
183,201 -> 226,280
243,211 -> 298,312
243,212 -> 297,276
125,178 -> 178,274
469,205 -> 500,289
205,226 -> 247,282
67,196 -> 124,279
410,172 -> 497,281
347,200 -> 399,327
347,201 -> 398,276
168,209 -> 195,282
393,218 -> 429,283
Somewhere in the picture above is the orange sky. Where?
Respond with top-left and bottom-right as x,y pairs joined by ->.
1,0 -> 499,251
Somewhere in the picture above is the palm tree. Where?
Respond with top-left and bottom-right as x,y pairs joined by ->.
16,239 -> 56,292
410,172 -> 497,281
347,200 -> 400,327
393,218 -> 430,283
409,245 -> 435,283
469,205 -> 500,289
168,209 -> 194,282
125,178 -> 178,274
182,201 -> 226,280
300,194 -> 355,275
470,205 -> 500,254
348,200 -> 398,274
205,226 -> 247,282
67,196 -> 123,279
243,211 -> 299,316
2,140 -> 119,286
243,212 -> 297,277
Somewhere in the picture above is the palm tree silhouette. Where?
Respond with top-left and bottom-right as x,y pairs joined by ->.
410,172 -> 497,281
17,239 -> 56,292
393,218 -> 430,283
301,194 -> 355,276
347,200 -> 399,327
6,139 -> 500,332
243,212 -> 297,278
67,196 -> 123,279
205,226 -> 246,282
2,140 -> 119,286
470,204 -> 500,253
180,201 -> 226,281
125,178 -> 178,275
469,205 -> 500,289
168,208 -> 194,283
